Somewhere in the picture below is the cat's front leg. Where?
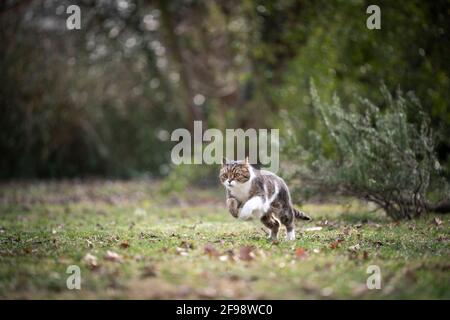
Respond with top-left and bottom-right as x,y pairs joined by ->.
226,197 -> 240,218
239,196 -> 265,220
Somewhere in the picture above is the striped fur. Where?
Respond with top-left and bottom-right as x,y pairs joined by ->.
220,157 -> 311,241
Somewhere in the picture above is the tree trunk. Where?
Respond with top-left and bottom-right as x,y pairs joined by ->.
156,0 -> 204,131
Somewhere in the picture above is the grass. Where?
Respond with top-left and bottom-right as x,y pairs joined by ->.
0,180 -> 449,299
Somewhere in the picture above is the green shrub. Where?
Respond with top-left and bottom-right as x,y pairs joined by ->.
283,82 -> 448,220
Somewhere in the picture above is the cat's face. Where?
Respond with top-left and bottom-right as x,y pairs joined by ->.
219,158 -> 251,189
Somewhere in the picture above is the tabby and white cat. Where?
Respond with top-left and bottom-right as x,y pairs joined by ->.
219,157 -> 310,241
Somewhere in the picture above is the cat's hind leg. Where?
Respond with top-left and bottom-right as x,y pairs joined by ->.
280,209 -> 296,241
260,213 -> 280,241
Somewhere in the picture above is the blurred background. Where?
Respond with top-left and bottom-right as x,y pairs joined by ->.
1,0 -> 449,180
2,1 -> 450,299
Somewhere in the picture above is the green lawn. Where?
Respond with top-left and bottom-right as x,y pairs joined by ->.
0,180 -> 448,299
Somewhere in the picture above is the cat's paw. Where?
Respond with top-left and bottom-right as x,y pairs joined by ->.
267,231 -> 278,242
226,198 -> 239,218
286,230 -> 296,241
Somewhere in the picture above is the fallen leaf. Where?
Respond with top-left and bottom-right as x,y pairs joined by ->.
119,241 -> 130,249
239,246 -> 255,261
104,250 -> 123,263
295,248 -> 308,259
433,217 -> 443,226
373,240 -> 383,248
224,249 -> 237,262
342,226 -> 352,235
329,239 -> 343,249
179,241 -> 194,249
363,251 -> 369,260
204,243 -> 219,257
83,253 -> 98,268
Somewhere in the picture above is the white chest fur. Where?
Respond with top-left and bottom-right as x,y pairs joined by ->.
229,180 -> 252,202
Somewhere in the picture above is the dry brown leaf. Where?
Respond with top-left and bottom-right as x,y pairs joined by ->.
239,246 -> 255,261
179,240 -> 194,249
204,243 -> 219,257
225,249 -> 237,262
373,240 -> 383,248
342,227 -> 352,235
119,241 -> 130,249
329,239 -> 343,249
83,253 -> 98,268
104,250 -> 123,263
295,248 -> 308,259
363,251 -> 369,260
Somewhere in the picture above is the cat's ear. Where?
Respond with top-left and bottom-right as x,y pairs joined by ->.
244,156 -> 249,165
222,157 -> 228,166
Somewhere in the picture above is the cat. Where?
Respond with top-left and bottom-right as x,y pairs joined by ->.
219,157 -> 311,241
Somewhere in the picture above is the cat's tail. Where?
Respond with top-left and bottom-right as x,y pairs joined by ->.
293,208 -> 311,221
